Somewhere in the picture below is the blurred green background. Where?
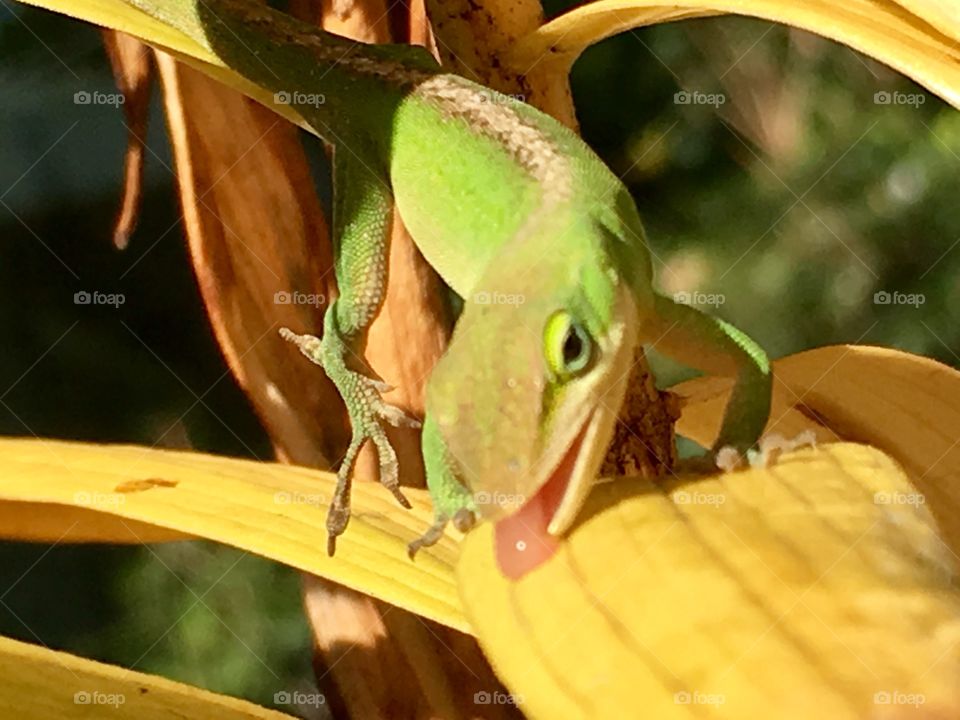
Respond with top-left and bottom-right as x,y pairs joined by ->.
1,2 -> 958,717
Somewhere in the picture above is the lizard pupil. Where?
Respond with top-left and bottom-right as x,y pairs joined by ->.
563,327 -> 585,366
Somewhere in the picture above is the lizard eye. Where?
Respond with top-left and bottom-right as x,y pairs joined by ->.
544,311 -> 593,378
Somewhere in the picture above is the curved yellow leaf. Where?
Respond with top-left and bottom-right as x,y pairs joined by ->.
509,6 -> 714,72
458,443 -> 960,719
0,635 -> 295,719
16,0 -> 308,130
672,344 -> 960,555
0,438 -> 468,633
897,0 -> 960,43
507,0 -> 960,110
0,501 -> 189,543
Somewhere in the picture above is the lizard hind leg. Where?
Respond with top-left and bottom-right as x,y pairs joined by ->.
281,151 -> 420,555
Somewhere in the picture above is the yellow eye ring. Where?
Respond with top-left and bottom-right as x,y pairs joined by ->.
544,311 -> 593,379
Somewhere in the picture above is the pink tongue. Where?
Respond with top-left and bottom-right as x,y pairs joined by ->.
494,428 -> 585,579
494,484 -> 562,579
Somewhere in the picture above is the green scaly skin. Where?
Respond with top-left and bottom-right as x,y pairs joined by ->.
123,0 -> 773,556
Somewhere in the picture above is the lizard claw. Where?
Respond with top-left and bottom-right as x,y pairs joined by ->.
281,326 -> 419,554
369,377 -> 394,393
745,430 -> 818,468
380,402 -> 422,429
408,508 -> 476,560
324,371 -> 416,553
684,430 -> 820,478
408,516 -> 448,559
326,492 -> 350,556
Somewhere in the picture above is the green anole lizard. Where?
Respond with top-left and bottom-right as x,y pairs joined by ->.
120,0 -> 772,559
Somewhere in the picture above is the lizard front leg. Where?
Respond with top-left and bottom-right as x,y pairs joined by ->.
407,415 -> 478,558
642,294 -> 773,466
282,150 -> 419,555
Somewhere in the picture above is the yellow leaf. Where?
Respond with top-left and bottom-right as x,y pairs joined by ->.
0,635 -> 295,718
672,344 -> 960,555
0,439 -> 468,633
458,443 -> 960,719
896,0 -> 960,43
507,0 -> 960,109
16,0 -> 308,130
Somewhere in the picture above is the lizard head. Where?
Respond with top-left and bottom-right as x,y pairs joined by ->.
427,217 -> 645,538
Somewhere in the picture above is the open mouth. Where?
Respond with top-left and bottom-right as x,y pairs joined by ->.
539,412 -> 594,532
493,412 -> 594,579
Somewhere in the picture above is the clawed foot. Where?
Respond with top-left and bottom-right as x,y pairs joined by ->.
407,508 -> 477,559
743,430 -> 817,468
681,430 -> 819,475
407,517 -> 447,559
281,327 -> 421,555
